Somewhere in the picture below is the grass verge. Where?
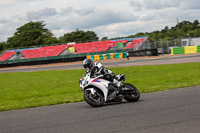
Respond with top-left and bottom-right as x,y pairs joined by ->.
0,62 -> 200,111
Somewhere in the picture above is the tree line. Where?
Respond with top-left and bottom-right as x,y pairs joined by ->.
126,20 -> 200,42
0,21 -> 99,52
0,20 -> 200,52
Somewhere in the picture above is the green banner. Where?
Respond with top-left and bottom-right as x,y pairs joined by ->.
198,46 -> 200,53
172,47 -> 185,55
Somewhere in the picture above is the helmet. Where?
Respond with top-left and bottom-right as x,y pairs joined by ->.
83,59 -> 94,70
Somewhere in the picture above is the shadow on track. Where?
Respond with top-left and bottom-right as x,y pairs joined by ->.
80,100 -> 143,108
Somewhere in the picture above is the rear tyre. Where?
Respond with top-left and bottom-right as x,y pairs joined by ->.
123,83 -> 140,102
84,89 -> 104,107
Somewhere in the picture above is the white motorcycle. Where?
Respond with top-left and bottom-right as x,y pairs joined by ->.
79,72 -> 140,107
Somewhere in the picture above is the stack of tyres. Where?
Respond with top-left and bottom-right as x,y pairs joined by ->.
99,54 -> 103,60
106,53 -> 111,59
123,52 -> 127,58
103,54 -> 107,59
119,53 -> 123,58
90,55 -> 94,61
94,55 -> 100,60
114,53 -> 120,59
110,53 -> 115,59
86,55 -> 90,59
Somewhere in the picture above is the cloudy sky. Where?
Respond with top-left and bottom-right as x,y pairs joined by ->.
0,0 -> 200,42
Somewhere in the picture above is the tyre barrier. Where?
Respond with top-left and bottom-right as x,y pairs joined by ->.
86,52 -> 127,61
171,46 -> 200,55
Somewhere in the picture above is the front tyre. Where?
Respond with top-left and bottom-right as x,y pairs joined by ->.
123,83 -> 140,102
84,89 -> 104,107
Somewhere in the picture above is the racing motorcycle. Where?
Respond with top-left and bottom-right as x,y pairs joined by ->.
79,72 -> 140,107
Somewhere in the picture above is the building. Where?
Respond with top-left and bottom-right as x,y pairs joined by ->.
181,37 -> 200,46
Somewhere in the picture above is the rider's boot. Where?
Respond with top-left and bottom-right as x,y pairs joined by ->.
113,80 -> 123,102
113,79 -> 122,92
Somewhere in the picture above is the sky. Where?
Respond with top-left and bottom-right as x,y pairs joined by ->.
0,0 -> 200,42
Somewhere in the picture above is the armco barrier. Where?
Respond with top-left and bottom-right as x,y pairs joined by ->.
128,49 -> 158,56
0,56 -> 86,68
171,46 -> 200,55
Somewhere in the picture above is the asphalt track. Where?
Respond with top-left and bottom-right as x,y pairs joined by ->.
0,86 -> 200,133
0,54 -> 200,73
0,54 -> 200,133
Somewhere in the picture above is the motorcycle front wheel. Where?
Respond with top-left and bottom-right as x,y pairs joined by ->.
123,83 -> 140,102
84,89 -> 104,107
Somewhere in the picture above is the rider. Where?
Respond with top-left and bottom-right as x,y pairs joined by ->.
82,58 -> 123,89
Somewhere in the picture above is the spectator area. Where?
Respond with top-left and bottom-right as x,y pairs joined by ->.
0,51 -> 16,61
124,37 -> 146,49
0,37 -> 147,61
21,45 -> 68,59
73,40 -> 128,54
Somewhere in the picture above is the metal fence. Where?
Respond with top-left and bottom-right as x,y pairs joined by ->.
136,39 -> 182,54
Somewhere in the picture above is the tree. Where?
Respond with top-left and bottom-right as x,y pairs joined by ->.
7,21 -> 59,48
134,32 -> 146,37
101,37 -> 108,41
193,20 -> 199,28
136,20 -> 200,42
60,29 -> 99,43
161,26 -> 169,33
0,42 -> 6,52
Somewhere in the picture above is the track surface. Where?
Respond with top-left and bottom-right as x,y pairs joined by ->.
0,54 -> 200,133
0,54 -> 200,73
0,86 -> 200,133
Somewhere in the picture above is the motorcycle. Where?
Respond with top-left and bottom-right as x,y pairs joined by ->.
79,72 -> 140,107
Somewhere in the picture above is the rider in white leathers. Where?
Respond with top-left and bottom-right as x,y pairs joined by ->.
83,59 -> 123,88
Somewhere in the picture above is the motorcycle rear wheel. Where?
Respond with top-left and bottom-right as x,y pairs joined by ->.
84,89 -> 104,107
123,83 -> 140,102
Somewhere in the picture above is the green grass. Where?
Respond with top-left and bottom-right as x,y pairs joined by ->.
0,62 -> 200,111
